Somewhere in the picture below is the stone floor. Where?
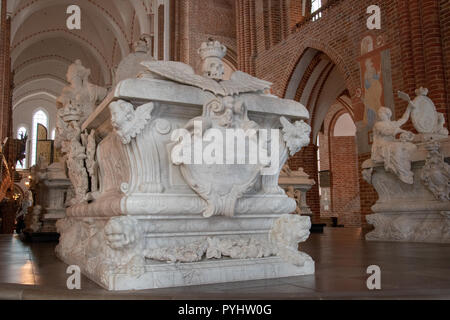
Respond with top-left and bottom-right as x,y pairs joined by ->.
0,228 -> 449,299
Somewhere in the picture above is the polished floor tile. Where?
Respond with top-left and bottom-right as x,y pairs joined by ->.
0,228 -> 449,299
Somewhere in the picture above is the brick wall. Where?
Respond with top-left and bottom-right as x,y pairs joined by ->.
234,0 -> 449,227
440,0 -> 450,126
173,0 -> 237,70
235,0 -> 448,126
329,136 -> 361,227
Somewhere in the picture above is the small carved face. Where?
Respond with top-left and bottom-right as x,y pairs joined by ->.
110,101 -> 134,130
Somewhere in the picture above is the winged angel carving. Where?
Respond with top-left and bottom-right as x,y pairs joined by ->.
141,60 -> 272,97
109,100 -> 155,144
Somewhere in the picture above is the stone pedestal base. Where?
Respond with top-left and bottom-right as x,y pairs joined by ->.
365,212 -> 450,243
57,254 -> 314,291
55,213 -> 315,291
362,140 -> 450,243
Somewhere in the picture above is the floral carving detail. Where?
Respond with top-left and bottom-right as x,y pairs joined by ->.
145,214 -> 313,267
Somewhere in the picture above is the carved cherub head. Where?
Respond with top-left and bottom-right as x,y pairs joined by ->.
110,100 -> 134,132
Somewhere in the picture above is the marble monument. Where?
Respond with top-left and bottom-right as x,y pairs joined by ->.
54,40 -> 315,290
362,88 -> 450,243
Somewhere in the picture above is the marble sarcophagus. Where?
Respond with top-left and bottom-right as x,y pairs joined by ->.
55,40 -> 314,290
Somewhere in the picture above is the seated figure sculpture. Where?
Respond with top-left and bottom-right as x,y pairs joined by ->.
363,89 -> 450,243
371,107 -> 416,184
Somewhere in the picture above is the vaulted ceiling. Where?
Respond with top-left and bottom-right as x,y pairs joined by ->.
9,0 -> 154,113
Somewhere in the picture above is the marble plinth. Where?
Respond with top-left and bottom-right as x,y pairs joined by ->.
34,162 -> 71,234
363,139 -> 450,243
57,253 -> 314,291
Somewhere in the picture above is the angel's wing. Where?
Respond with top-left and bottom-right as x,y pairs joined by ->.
141,61 -> 225,96
135,102 -> 154,122
221,71 -> 272,96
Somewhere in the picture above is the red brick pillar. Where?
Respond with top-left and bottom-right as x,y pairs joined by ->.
235,0 -> 256,75
397,0 -> 448,128
288,0 -> 305,31
422,0 -> 447,125
0,0 -> 12,141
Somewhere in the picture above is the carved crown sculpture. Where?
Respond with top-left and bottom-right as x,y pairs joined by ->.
198,39 -> 227,81
197,39 -> 227,60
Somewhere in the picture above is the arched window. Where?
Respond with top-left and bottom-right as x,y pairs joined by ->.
31,110 -> 48,166
333,113 -> 356,137
311,0 -> 322,21
16,127 -> 28,170
17,127 -> 27,139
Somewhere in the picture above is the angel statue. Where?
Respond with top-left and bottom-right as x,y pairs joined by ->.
371,107 -> 417,184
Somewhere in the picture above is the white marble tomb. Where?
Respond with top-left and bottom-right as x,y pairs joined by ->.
54,40 -> 315,290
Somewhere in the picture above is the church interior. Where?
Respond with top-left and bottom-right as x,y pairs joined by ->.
0,0 -> 449,300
